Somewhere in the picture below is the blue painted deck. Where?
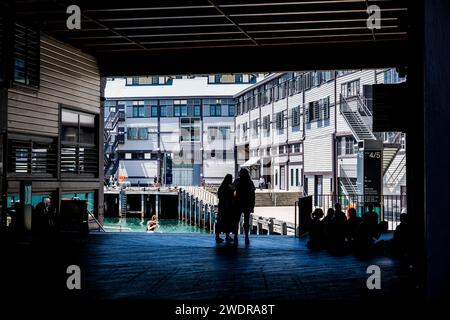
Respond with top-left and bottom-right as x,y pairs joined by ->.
1,231 -> 414,311
80,233 -> 404,301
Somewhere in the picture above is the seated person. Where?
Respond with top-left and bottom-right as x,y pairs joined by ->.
147,215 -> 157,232
308,208 -> 325,249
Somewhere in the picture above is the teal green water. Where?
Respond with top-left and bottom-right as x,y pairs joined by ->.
103,218 -> 207,233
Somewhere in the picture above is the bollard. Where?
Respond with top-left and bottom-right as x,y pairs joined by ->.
268,219 -> 274,235
281,222 -> 287,235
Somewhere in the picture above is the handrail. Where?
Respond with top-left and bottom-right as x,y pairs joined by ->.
182,186 -> 218,206
339,94 -> 375,141
355,94 -> 372,118
386,154 -> 406,186
104,112 -> 114,129
340,165 -> 358,196
88,211 -> 106,232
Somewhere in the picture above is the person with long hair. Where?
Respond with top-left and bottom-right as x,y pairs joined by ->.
216,174 -> 234,243
232,168 -> 255,244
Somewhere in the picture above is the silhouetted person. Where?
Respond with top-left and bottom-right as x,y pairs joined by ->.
345,207 -> 362,242
308,208 -> 325,249
393,213 -> 411,258
329,203 -> 347,252
322,208 -> 334,247
33,202 -> 47,234
363,203 -> 379,239
355,205 -> 381,255
232,168 -> 255,244
12,202 -> 24,233
216,174 -> 234,243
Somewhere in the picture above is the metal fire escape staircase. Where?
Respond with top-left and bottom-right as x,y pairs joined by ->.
104,111 -> 121,177
383,132 -> 406,190
339,95 -> 406,196
340,94 -> 376,142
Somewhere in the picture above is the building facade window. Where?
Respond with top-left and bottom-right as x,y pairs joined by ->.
61,108 -> 98,176
345,137 -> 356,154
228,104 -> 235,116
341,79 -> 360,97
276,111 -> 284,129
291,106 -> 301,127
292,143 -> 302,153
194,105 -> 201,117
306,96 -> 330,123
314,175 -> 323,206
13,23 -> 40,87
180,118 -> 201,142
252,119 -> 259,137
127,127 -> 148,140
210,105 -> 221,116
263,115 -> 270,137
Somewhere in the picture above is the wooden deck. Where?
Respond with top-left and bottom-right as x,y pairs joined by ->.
1,232 -> 411,306
80,233 -> 405,301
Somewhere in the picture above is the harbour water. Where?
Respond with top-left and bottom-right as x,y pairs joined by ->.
103,218 -> 208,233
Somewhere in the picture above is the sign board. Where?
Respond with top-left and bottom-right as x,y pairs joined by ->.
356,140 -> 383,204
372,83 -> 407,132
363,149 -> 382,202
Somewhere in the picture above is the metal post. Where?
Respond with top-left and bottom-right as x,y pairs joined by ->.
141,194 -> 145,220
294,200 -> 298,237
155,194 -> 159,219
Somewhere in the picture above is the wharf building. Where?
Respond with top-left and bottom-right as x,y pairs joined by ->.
105,70 -> 406,204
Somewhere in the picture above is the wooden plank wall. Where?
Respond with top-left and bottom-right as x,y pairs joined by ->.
7,34 -> 100,137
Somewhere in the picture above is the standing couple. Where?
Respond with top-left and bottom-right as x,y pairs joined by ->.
215,168 -> 255,245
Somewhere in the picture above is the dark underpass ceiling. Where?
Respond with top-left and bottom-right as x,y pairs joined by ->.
6,0 -> 411,75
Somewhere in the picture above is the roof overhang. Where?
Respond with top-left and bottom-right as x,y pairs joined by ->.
4,0 -> 411,76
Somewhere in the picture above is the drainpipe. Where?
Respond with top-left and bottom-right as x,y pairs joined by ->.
286,79 -> 290,191
333,71 -> 338,197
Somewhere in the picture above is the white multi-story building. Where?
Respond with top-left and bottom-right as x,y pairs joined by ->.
105,70 -> 406,204
234,69 -> 406,203
104,74 -> 260,186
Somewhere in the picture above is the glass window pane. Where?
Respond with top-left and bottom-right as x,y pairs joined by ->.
79,114 -> 95,144
62,110 -> 79,143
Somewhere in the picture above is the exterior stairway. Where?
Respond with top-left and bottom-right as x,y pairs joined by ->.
384,151 -> 406,189
255,192 -> 274,207
120,190 -> 127,217
255,192 -> 300,207
342,110 -> 376,141
340,94 -> 376,142
103,110 -> 121,177
271,192 -> 301,206
339,166 -> 357,196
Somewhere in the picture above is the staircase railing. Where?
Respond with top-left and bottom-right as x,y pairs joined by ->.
340,165 -> 358,196
355,94 -> 373,118
340,94 -> 376,141
386,154 -> 406,186
88,210 -> 106,232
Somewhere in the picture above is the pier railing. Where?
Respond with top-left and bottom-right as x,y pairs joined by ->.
313,194 -> 406,230
182,186 -> 218,206
179,187 -> 218,233
179,186 -> 296,236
